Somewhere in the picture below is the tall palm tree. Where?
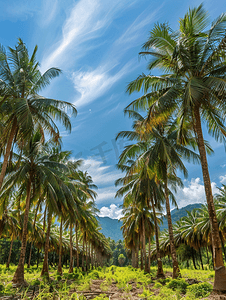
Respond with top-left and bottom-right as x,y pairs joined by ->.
0,131 -> 75,285
126,5 -> 226,290
116,114 -> 199,277
0,39 -> 77,191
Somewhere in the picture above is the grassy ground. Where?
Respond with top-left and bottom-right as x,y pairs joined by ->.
0,264 -> 216,299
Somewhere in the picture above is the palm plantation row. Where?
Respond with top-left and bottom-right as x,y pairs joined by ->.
121,191 -> 226,272
1,2 -> 226,294
153,193 -> 226,271
0,201 -> 111,271
116,4 -> 226,292
0,40 -> 111,286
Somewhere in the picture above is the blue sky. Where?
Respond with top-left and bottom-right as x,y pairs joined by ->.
2,0 -> 226,218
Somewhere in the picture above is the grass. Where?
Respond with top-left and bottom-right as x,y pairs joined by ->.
0,264 -> 215,299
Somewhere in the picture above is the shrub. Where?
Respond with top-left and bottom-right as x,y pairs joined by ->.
65,273 -> 75,280
154,282 -> 162,288
56,274 -> 62,281
89,271 -> 99,279
93,295 -> 108,300
154,286 -> 180,299
138,287 -> 153,299
100,281 -> 109,292
166,278 -> 189,294
186,282 -> 213,298
31,279 -> 41,285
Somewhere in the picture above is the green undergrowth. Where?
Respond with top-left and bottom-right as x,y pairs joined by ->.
0,264 -> 215,299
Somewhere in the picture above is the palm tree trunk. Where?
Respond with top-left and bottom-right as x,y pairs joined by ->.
76,222 -> 79,268
151,194 -> 165,278
12,179 -> 32,286
28,198 -> 40,268
206,247 -> 210,267
140,241 -> 143,270
135,240 -> 139,268
91,243 -> 93,269
37,248 -> 40,268
82,235 -> 85,271
58,218 -> 63,275
89,242 -> 91,270
164,176 -> 181,278
85,239 -> 88,271
69,222 -> 73,273
41,210 -> 52,277
219,231 -> 226,261
194,107 -> 226,291
6,236 -> 14,268
27,242 -> 33,269
148,236 -> 151,272
0,118 -> 17,191
191,248 -> 197,269
132,246 -> 135,268
210,245 -> 214,268
199,248 -> 204,270
142,215 -> 149,273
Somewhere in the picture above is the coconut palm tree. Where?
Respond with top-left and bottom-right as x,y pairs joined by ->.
0,39 -> 77,191
0,131 -> 77,285
116,113 -> 199,277
126,5 -> 226,289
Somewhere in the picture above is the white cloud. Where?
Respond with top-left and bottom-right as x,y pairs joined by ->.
71,62 -> 133,108
99,204 -> 123,219
81,158 -> 122,185
78,158 -> 123,204
220,175 -> 226,184
175,177 -> 218,208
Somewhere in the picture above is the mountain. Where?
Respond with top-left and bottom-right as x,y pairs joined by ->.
159,203 -> 202,231
98,217 -> 123,241
98,203 -> 203,241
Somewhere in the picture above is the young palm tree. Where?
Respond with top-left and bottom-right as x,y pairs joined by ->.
0,39 -> 77,191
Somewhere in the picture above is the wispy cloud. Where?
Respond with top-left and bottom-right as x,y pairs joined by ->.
39,0 -> 58,27
114,4 -> 162,50
0,0 -> 38,21
96,187 -> 118,204
41,0 -> 138,70
40,0 -> 160,109
71,61 -> 133,108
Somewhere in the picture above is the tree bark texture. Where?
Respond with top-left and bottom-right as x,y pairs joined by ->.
194,107 -> 226,291
12,180 -> 32,286
41,211 -> 52,277
69,222 -> 73,273
164,176 -> 181,279
57,218 -> 63,275
6,236 -> 14,268
151,194 -> 165,278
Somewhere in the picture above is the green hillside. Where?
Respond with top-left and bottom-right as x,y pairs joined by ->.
159,203 -> 202,231
99,203 -> 203,241
98,217 -> 123,241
